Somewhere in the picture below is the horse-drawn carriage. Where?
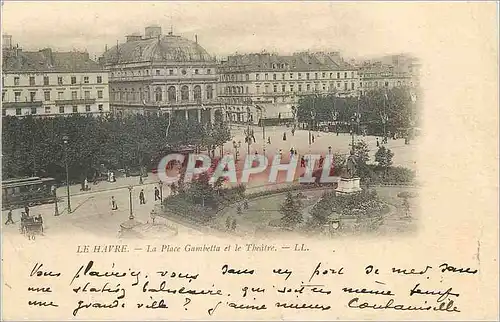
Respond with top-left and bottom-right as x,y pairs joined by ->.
19,214 -> 43,239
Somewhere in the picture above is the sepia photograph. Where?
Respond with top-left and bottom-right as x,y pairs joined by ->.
1,2 -> 498,321
1,3 -> 421,241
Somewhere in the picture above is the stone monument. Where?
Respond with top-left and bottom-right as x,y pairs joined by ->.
335,150 -> 362,194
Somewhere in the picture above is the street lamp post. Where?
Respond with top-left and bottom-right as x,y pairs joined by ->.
234,140 -> 242,161
309,110 -> 316,154
258,107 -> 266,157
127,185 -> 134,220
159,181 -> 163,201
62,135 -> 72,214
383,91 -> 389,141
246,104 -> 251,155
350,116 -> 356,150
52,185 -> 59,216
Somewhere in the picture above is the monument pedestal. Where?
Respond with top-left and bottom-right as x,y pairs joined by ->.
335,177 -> 362,194
119,218 -> 142,231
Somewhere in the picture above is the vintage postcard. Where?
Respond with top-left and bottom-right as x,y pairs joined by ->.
1,1 -> 498,321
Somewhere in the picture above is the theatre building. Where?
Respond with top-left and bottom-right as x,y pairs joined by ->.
2,35 -> 110,117
99,25 -> 223,123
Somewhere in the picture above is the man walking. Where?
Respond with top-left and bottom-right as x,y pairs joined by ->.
111,196 -> 118,210
139,189 -> 146,205
5,208 -> 14,225
154,187 -> 160,201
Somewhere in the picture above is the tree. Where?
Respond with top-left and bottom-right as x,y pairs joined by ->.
374,146 -> 394,176
353,140 -> 370,165
353,139 -> 371,178
211,122 -> 231,157
331,152 -> 346,176
186,173 -> 215,208
279,192 -> 303,226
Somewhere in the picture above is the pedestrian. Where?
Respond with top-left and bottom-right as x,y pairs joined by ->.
291,128 -> 295,136
319,155 -> 325,168
139,175 -> 144,185
283,132 -> 287,141
84,178 -> 88,191
231,218 -> 237,231
290,147 -> 294,157
251,129 -> 256,143
24,205 -> 30,217
376,138 -> 380,147
154,187 -> 160,201
312,134 -> 315,143
111,196 -> 118,210
267,137 -> 271,144
300,156 -> 305,168
107,170 -> 111,182
139,189 -> 146,205
294,148 -> 298,156
328,146 -> 332,155
110,172 -> 115,183
36,214 -> 44,233
5,209 -> 14,225
150,209 -> 157,224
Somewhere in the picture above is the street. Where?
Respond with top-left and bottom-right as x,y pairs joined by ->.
2,125 -> 418,240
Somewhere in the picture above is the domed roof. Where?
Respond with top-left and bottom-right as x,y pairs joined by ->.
101,34 -> 214,65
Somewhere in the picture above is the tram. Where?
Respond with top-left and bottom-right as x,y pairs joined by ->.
2,177 -> 57,209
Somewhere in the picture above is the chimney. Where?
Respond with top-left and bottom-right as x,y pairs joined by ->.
2,34 -> 13,49
195,34 -> 198,44
145,25 -> 162,39
39,48 -> 54,66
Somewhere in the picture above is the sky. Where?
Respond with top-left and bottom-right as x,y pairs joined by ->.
2,1 -> 432,60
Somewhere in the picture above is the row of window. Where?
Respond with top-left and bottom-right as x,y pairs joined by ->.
112,68 -> 212,78
3,104 -> 105,116
112,85 -> 214,103
5,75 -> 104,87
362,80 -> 405,88
224,81 -> 357,94
221,71 -> 355,82
3,89 -> 104,102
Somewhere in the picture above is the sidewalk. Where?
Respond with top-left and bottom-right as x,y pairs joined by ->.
55,173 -> 161,198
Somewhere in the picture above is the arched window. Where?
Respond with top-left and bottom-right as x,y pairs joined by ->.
168,86 -> 176,102
193,85 -> 202,101
206,85 -> 214,100
155,87 -> 162,102
131,88 -> 135,101
181,85 -> 189,101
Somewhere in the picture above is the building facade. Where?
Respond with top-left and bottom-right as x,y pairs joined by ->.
357,54 -> 421,95
99,26 -> 223,123
2,37 -> 110,117
218,52 -> 360,124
